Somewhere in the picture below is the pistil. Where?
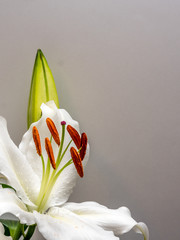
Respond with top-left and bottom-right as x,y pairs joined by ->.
55,121 -> 66,169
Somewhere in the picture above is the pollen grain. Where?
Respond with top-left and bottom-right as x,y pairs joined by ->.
32,126 -> 42,156
70,147 -> 84,178
46,118 -> 60,146
67,125 -> 81,149
80,133 -> 88,161
45,137 -> 56,169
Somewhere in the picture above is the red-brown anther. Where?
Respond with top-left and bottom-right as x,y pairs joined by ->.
80,133 -> 88,161
70,147 -> 84,177
45,137 -> 56,169
46,118 -> 60,146
67,125 -> 81,149
32,126 -> 42,156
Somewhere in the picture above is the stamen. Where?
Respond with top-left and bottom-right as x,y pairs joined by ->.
67,125 -> 81,149
46,118 -> 60,146
70,147 -> 84,177
32,126 -> 42,156
45,137 -> 56,169
80,133 -> 88,161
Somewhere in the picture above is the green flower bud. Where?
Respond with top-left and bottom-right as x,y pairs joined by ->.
27,49 -> 59,128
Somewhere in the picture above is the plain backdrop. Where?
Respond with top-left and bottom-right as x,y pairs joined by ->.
0,0 -> 180,239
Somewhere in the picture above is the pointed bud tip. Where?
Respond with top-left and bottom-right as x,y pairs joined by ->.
36,49 -> 42,59
37,49 -> 42,53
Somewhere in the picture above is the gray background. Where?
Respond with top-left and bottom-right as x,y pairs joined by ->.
0,0 -> 180,239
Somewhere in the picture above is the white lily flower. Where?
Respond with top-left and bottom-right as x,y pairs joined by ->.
0,101 -> 149,240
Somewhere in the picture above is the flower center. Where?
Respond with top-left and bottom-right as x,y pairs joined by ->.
32,118 -> 88,213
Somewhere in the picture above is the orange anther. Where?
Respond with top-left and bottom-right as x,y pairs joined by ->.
80,133 -> 88,161
46,118 -> 60,146
67,125 -> 81,149
32,126 -> 42,156
70,147 -> 84,178
45,137 -> 56,169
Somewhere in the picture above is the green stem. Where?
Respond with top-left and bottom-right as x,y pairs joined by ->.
39,155 -> 46,192
13,222 -> 22,240
23,224 -> 36,240
36,137 -> 52,206
59,140 -> 72,164
41,155 -> 45,180
21,225 -> 25,237
37,160 -> 73,212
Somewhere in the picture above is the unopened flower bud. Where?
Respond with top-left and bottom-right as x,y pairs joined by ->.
27,49 -> 59,128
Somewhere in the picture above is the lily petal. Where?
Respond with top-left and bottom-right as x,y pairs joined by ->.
0,174 -> 8,185
0,223 -> 12,240
0,188 -> 35,225
20,101 -> 89,209
134,222 -> 149,240
63,202 -> 149,239
34,207 -> 118,240
0,117 -> 40,206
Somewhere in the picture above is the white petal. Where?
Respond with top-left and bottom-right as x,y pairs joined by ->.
0,223 -> 12,240
0,117 -> 40,206
134,222 -> 149,240
0,188 -> 35,225
34,207 -> 118,240
63,202 -> 149,239
20,101 -> 90,209
0,174 -> 8,185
